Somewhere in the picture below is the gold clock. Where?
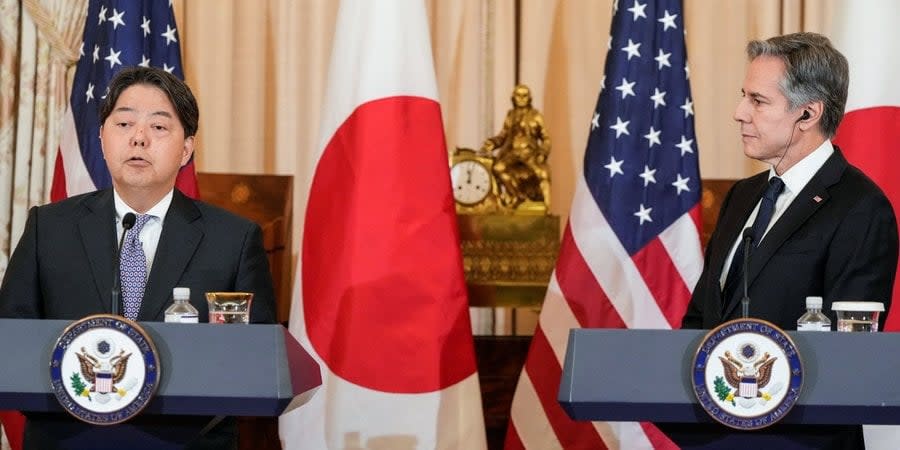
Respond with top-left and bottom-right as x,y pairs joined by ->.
450,148 -> 498,214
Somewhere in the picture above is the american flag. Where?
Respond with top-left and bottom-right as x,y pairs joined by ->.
505,0 -> 702,448
51,0 -> 198,202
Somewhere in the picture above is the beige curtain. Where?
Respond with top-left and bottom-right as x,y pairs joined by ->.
0,0 -> 87,279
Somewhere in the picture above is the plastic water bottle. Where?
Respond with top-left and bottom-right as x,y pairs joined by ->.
165,287 -> 199,323
797,296 -> 831,331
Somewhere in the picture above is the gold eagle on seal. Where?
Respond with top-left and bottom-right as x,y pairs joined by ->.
76,347 -> 132,393
719,350 -> 777,398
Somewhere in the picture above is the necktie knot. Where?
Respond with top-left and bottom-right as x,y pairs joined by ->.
132,214 -> 153,233
764,177 -> 785,202
127,214 -> 153,244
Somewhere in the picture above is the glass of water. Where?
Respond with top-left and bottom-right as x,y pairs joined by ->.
832,301 -> 883,332
205,292 -> 253,324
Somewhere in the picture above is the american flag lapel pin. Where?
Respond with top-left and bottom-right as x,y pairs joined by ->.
813,195 -> 823,203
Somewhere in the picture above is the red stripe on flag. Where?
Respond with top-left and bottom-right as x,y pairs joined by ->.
523,326 -> 608,449
834,106 -> 900,331
640,421 -> 680,450
503,424 -> 526,450
50,150 -> 67,203
688,204 -> 702,239
555,224 -> 626,328
175,159 -> 200,199
0,410 -> 24,450
632,237 -> 692,328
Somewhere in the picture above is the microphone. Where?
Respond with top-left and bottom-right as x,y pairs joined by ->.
740,227 -> 754,319
112,213 -> 136,317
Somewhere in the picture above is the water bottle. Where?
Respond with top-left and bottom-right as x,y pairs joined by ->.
165,287 -> 199,323
797,296 -> 831,331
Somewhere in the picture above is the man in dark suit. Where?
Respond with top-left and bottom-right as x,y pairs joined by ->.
0,67 -> 275,449
670,33 -> 898,449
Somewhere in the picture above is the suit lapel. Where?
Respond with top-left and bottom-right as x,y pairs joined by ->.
78,190 -> 117,313
140,191 -> 203,320
723,150 -> 847,319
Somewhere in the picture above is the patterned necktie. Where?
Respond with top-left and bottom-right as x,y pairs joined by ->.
121,214 -> 153,320
722,177 -> 786,304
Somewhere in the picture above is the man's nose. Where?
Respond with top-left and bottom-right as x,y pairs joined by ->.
733,98 -> 750,123
130,127 -> 146,147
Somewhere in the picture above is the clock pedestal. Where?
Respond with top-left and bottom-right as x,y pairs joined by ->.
457,213 -> 560,448
457,213 -> 560,310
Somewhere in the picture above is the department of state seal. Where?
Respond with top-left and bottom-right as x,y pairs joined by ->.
692,318 -> 803,430
49,314 -> 161,425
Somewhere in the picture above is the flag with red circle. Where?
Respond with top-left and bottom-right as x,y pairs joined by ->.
278,1 -> 486,448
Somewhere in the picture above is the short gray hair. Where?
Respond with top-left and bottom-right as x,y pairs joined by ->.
747,32 -> 848,137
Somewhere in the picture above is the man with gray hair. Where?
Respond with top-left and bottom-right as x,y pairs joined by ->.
674,32 -> 897,447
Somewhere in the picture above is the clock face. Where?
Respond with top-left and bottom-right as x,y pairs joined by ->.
451,160 -> 492,205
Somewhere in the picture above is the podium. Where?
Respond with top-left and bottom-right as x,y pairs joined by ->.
0,319 -> 321,449
559,329 -> 900,447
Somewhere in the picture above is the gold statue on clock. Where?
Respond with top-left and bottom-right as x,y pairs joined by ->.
450,85 -> 561,318
479,84 -> 551,213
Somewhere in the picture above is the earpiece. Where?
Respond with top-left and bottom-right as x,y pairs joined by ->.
777,110 -> 809,173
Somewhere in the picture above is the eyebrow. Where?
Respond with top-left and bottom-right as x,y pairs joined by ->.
112,107 -> 174,119
741,89 -> 770,102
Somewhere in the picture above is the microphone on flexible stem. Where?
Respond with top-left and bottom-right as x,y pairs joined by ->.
740,227 -> 754,319
112,213 -> 136,317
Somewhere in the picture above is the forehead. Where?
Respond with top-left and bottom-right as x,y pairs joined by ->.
111,83 -> 176,115
743,55 -> 787,98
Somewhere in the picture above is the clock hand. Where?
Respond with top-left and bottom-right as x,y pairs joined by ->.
466,168 -> 472,184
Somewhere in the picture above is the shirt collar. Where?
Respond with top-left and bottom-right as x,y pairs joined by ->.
113,189 -> 174,223
768,140 -> 834,195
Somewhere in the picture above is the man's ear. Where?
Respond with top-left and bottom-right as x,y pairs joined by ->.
797,101 -> 824,130
181,136 -> 195,166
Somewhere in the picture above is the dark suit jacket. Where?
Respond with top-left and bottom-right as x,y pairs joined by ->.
0,188 -> 277,449
683,148 -> 898,331
668,148 -> 898,449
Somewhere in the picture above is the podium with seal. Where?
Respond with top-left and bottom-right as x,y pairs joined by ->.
559,327 -> 900,447
0,318 -> 321,449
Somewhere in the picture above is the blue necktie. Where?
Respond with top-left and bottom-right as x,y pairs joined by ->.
723,177 -> 785,303
121,214 -> 153,320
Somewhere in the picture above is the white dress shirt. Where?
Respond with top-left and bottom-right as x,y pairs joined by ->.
719,140 -> 835,288
114,190 -> 174,272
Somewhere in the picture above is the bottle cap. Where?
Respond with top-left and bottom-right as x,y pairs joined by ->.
173,287 -> 191,300
805,296 -> 823,309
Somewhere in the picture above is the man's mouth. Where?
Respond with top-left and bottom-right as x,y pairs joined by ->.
125,156 -> 149,165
